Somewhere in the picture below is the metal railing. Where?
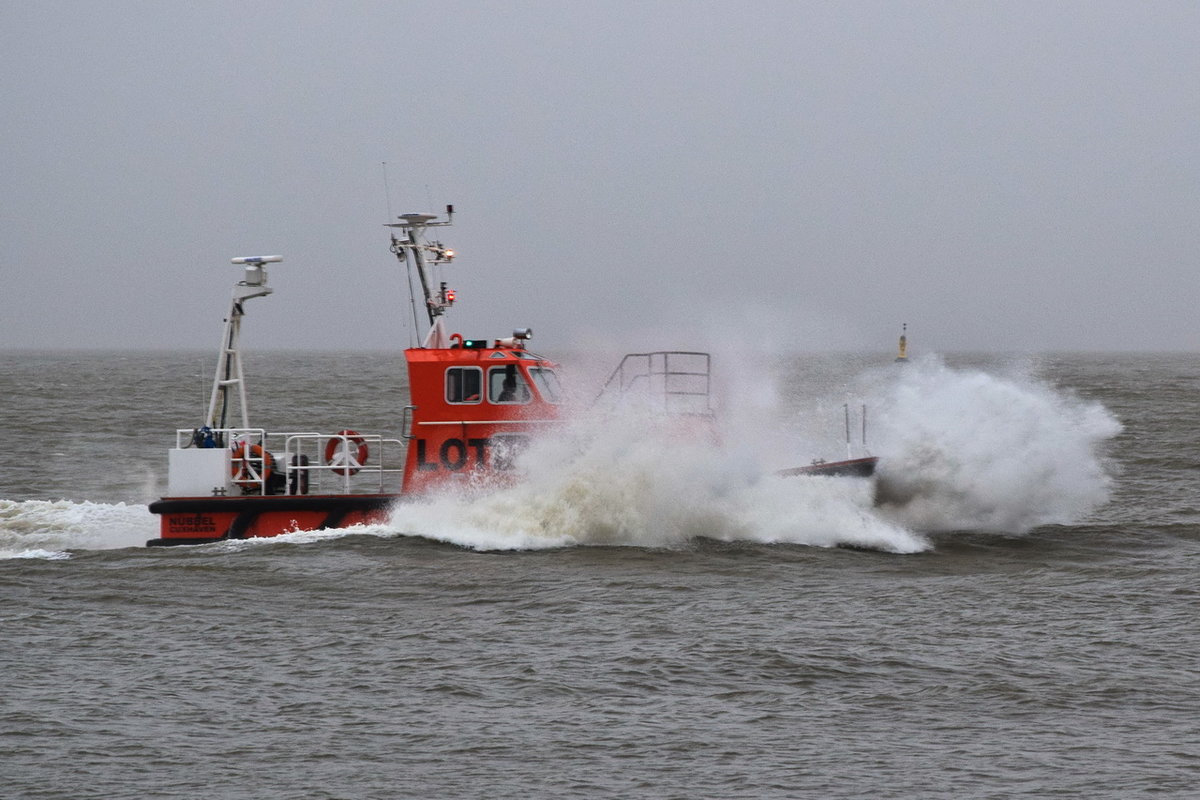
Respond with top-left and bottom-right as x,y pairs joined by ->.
281,432 -> 406,495
174,427 -> 406,496
596,351 -> 713,416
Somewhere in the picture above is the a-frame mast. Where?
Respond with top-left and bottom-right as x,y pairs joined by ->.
203,256 -> 281,431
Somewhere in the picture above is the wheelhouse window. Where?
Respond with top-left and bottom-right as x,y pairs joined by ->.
528,366 -> 562,403
446,366 -> 483,404
488,364 -> 531,404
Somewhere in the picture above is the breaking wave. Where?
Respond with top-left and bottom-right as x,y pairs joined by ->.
388,408 -> 925,553
865,355 -> 1122,533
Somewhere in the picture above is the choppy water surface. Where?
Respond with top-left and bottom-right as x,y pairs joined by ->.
2,350 -> 1198,799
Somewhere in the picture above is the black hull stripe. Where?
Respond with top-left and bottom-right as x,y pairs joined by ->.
147,494 -> 399,547
149,494 -> 399,514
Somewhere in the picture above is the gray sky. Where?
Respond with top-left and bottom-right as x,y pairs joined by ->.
3,1 -> 1198,353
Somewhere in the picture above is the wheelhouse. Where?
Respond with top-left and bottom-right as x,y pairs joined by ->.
402,344 -> 563,493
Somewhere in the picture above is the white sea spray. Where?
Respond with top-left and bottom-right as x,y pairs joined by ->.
864,355 -> 1122,533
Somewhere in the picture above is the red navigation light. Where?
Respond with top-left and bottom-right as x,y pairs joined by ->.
446,289 -> 457,303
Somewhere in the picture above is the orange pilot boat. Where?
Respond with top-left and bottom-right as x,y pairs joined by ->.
148,207 -> 874,546
148,208 -> 567,546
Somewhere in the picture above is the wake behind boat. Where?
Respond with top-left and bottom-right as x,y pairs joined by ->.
147,208 -> 875,546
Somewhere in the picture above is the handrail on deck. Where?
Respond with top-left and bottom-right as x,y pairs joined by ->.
173,427 -> 406,496
596,351 -> 713,415
281,432 -> 405,495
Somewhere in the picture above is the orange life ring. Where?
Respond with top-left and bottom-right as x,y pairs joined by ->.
325,429 -> 369,476
230,442 -> 275,490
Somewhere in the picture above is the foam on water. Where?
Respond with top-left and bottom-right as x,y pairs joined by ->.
201,523 -> 399,553
387,405 -> 928,553
0,499 -> 154,559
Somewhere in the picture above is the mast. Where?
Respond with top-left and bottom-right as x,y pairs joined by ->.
387,206 -> 456,340
204,256 -> 281,431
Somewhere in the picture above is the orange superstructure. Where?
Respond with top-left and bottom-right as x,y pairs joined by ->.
402,341 -> 562,493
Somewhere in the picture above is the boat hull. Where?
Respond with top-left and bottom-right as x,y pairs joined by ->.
778,456 -> 878,479
146,494 -> 398,547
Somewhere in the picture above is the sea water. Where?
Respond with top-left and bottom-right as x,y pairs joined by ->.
1,350 -> 1197,799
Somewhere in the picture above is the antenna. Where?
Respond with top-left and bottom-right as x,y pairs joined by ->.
381,161 -> 394,224
386,207 -> 456,332
844,403 -> 852,460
